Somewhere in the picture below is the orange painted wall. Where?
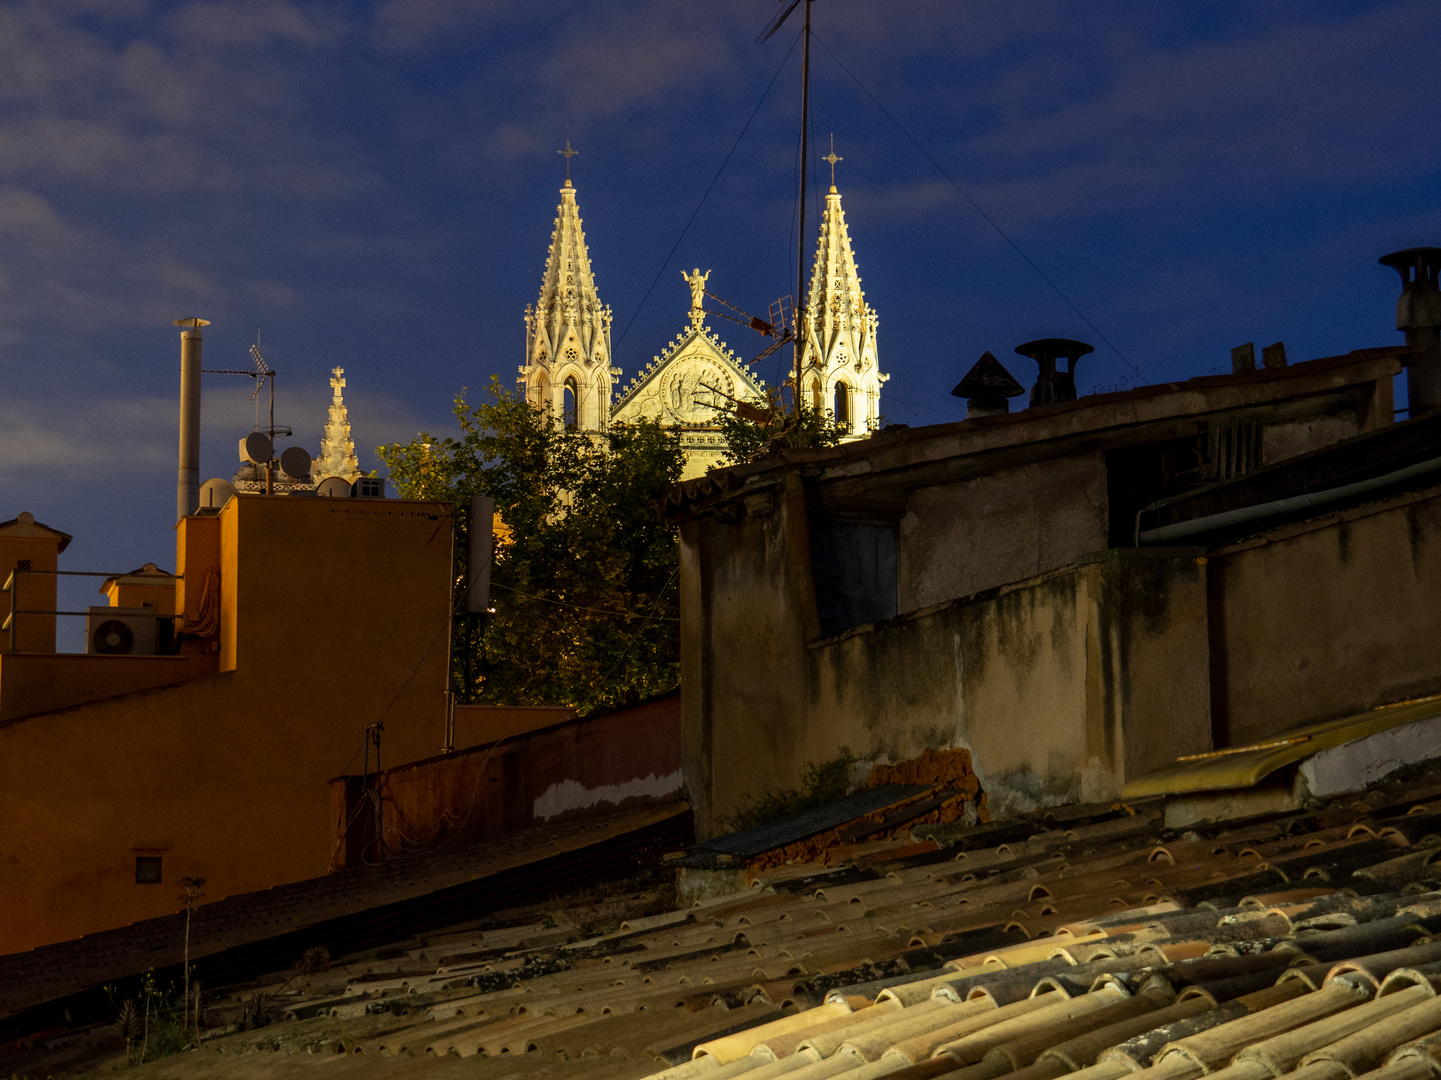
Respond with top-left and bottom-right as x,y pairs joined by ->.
0,494 -> 453,955
0,534 -> 62,654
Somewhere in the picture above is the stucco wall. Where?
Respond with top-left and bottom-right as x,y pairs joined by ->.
1261,409 -> 1360,466
809,550 -> 1211,818
681,482 -> 816,836
680,482 -> 1212,837
898,454 -> 1109,612
1210,488 -> 1441,747
0,495 -> 452,955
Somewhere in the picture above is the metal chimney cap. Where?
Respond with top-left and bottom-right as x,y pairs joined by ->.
1379,248 -> 1441,280
1014,338 -> 1095,364
172,317 -> 211,329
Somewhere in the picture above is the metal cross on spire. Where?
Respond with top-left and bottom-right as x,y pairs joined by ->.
558,139 -> 578,181
823,134 -> 842,188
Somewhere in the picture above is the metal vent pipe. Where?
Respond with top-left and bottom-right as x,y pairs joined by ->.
1380,248 -> 1441,416
174,317 -> 209,521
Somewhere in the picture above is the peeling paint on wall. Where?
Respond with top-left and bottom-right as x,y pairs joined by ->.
533,770 -> 684,822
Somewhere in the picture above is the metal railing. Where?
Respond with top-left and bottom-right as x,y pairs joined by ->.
1,568 -> 183,654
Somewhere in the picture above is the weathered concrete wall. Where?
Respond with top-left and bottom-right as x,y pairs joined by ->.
335,691 -> 682,866
1211,488 -> 1441,747
898,454 -> 1108,612
681,480 -> 814,838
1261,409 -> 1361,466
680,493 -> 1213,836
809,550 -> 1211,816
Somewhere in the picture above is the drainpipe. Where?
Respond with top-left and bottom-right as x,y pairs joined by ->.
174,318 -> 210,522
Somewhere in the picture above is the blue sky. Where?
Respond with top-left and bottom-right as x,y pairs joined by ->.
2,0 -> 1438,647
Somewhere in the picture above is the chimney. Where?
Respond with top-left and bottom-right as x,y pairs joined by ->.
174,317 -> 210,522
1379,247 -> 1441,415
1015,338 -> 1093,408
952,351 -> 1025,418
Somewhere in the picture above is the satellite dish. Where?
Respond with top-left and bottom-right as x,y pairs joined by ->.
199,478 -> 237,509
280,446 -> 313,481
241,431 -> 272,464
316,476 -> 351,498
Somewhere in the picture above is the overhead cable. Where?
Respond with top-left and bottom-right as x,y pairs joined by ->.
614,28 -> 802,353
811,32 -> 1145,382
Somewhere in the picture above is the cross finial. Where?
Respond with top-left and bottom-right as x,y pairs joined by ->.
558,139 -> 578,181
823,134 -> 843,190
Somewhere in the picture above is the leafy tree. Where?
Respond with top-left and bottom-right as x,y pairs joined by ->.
378,378 -> 684,715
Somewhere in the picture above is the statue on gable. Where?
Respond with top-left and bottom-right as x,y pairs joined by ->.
682,268 -> 710,313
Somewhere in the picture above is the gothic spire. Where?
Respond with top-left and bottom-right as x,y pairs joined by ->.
312,366 -> 361,483
797,179 -> 886,438
520,174 -> 617,431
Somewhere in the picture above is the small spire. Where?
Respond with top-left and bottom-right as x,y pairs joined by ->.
558,138 -> 578,184
822,133 -> 842,192
312,365 -> 361,483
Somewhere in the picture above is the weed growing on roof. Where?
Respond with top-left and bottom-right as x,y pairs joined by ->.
178,875 -> 206,1048
717,746 -> 859,833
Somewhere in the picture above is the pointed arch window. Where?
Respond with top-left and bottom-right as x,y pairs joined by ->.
563,377 -> 579,429
810,378 -> 823,413
833,381 -> 851,433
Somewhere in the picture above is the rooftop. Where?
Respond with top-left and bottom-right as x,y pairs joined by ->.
13,757 -> 1441,1080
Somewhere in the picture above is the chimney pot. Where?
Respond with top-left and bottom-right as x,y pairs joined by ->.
1262,341 -> 1287,369
1380,247 -> 1441,414
952,351 -> 1025,419
1014,338 -> 1093,408
1231,343 -> 1256,373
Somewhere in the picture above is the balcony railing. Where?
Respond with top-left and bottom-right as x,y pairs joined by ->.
1,568 -> 183,653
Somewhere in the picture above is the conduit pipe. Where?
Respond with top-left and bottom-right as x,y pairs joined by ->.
1137,454 -> 1441,545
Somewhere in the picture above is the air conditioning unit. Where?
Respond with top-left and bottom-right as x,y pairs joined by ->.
87,606 -> 160,656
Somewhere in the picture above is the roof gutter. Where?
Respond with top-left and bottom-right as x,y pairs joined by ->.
1137,453 -> 1441,545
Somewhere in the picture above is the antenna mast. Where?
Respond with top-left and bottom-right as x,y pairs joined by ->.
759,0 -> 815,421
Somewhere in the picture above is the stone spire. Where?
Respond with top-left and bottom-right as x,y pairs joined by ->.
520,176 -> 618,431
796,181 -> 887,439
312,366 -> 361,483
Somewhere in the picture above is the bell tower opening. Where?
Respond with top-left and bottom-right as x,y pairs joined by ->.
834,381 -> 851,432
563,377 -> 578,429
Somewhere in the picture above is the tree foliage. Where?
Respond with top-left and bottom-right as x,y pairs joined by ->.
377,378 -> 684,715
715,388 -> 850,467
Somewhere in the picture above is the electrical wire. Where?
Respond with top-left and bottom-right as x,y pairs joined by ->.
810,32 -> 1145,383
614,28 -> 801,354
489,579 -> 680,622
594,566 -> 680,693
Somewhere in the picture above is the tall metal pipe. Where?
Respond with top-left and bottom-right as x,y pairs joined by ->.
174,317 -> 209,521
1380,248 -> 1441,416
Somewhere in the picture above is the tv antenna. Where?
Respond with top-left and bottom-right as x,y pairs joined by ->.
758,0 -> 815,420
203,338 -> 295,495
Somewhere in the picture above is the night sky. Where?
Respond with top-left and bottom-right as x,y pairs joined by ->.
2,0 -> 1438,648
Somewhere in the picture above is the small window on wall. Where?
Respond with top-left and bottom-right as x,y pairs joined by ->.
135,856 -> 162,884
833,382 -> 851,432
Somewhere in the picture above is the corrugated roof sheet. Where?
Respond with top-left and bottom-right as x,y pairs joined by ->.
18,768 -> 1441,1079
